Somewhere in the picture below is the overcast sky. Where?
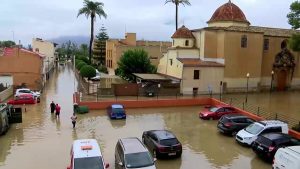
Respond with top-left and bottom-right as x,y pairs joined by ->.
0,0 -> 295,45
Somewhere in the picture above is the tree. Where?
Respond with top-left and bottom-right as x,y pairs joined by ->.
287,1 -> 300,29
77,0 -> 107,63
0,40 -> 16,47
117,49 -> 156,81
80,65 -> 96,78
93,25 -> 109,65
165,0 -> 191,30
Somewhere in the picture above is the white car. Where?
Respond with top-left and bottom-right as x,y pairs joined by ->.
67,139 -> 109,169
91,69 -> 101,81
273,146 -> 300,169
15,88 -> 41,102
235,120 -> 288,146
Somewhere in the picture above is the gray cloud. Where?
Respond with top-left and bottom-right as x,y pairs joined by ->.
0,0 -> 294,45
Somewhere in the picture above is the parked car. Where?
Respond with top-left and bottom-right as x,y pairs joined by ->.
15,88 -> 40,103
0,103 -> 9,135
217,114 -> 255,136
252,133 -> 300,162
67,139 -> 109,169
273,146 -> 300,169
91,69 -> 101,81
199,105 -> 237,120
142,130 -> 182,158
107,104 -> 126,119
7,94 -> 36,105
115,137 -> 156,169
236,120 -> 289,146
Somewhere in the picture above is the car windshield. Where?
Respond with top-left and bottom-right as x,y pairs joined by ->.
160,138 -> 179,146
245,123 -> 264,135
19,90 -> 31,93
125,152 -> 154,168
209,107 -> 218,112
74,157 -> 104,169
112,108 -> 124,114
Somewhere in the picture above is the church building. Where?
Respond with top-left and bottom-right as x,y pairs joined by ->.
157,1 -> 299,94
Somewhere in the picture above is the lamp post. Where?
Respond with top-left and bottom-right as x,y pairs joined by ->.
245,73 -> 250,103
219,81 -> 223,100
270,70 -> 274,92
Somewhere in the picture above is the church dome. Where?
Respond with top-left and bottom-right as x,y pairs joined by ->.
171,25 -> 194,39
207,1 -> 250,25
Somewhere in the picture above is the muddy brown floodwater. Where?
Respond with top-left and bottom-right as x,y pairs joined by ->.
0,64 -> 280,169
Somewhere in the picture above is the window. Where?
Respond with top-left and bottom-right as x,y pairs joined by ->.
173,40 -> 175,46
194,70 -> 200,79
264,39 -> 269,50
35,48 -> 39,52
185,40 -> 189,46
241,35 -> 247,48
169,59 -> 173,66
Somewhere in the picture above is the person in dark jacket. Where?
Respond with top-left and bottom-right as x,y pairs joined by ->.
50,101 -> 56,113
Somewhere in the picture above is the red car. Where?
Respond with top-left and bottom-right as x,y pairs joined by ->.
7,94 -> 36,105
199,105 -> 237,120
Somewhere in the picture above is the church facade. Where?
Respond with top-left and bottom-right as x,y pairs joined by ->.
157,1 -> 300,94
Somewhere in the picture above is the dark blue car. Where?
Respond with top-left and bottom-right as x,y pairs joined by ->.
107,104 -> 126,119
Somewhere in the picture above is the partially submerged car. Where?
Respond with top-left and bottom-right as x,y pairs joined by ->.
199,105 -> 237,120
7,94 -> 36,105
15,88 -> 40,103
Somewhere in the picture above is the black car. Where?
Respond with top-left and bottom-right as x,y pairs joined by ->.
217,114 -> 255,136
252,133 -> 300,162
142,130 -> 182,159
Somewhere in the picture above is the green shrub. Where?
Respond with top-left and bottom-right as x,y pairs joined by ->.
76,62 -> 87,70
75,59 -> 83,66
78,56 -> 90,64
80,65 -> 96,78
98,65 -> 108,73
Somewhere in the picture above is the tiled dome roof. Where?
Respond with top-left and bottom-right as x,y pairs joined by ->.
208,1 -> 250,24
171,25 -> 194,39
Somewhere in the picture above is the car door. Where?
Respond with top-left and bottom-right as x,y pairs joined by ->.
216,108 -> 225,118
149,133 -> 158,150
143,132 -> 151,146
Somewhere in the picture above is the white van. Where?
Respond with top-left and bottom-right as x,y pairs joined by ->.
236,120 -> 288,146
67,139 -> 109,169
273,146 -> 300,169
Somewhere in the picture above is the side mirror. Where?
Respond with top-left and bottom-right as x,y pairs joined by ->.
153,158 -> 157,162
105,163 -> 110,168
118,162 -> 123,166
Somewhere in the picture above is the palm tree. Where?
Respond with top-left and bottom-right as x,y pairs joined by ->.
165,0 -> 191,30
77,0 -> 107,63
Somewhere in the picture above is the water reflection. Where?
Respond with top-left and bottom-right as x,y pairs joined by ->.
109,119 -> 126,129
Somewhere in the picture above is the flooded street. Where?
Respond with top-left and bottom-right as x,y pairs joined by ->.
0,65 -> 289,169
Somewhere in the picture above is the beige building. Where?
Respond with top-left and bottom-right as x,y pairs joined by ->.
106,33 -> 172,70
158,1 -> 300,95
32,38 -> 57,83
0,47 -> 44,90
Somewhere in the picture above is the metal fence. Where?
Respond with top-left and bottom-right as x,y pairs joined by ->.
221,97 -> 299,128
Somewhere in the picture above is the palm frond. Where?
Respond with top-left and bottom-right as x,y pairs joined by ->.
77,7 -> 91,18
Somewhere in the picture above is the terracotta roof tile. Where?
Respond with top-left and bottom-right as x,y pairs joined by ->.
178,58 -> 224,67
208,2 -> 249,24
171,25 -> 195,39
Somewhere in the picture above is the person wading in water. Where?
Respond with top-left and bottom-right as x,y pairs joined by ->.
50,101 -> 56,114
71,113 -> 77,128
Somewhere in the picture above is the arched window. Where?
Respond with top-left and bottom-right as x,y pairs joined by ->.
281,40 -> 287,49
241,35 -> 247,48
185,40 -> 189,46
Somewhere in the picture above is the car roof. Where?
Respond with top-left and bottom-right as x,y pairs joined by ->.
111,104 -> 124,109
73,139 -> 102,159
258,120 -> 287,126
17,88 -> 30,91
223,114 -> 248,119
261,133 -> 290,140
119,137 -> 147,154
149,130 -> 176,140
214,105 -> 232,108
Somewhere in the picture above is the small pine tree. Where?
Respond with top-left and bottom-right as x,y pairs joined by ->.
93,25 -> 109,65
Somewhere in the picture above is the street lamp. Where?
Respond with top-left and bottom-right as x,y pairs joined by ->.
270,70 -> 274,92
245,73 -> 250,103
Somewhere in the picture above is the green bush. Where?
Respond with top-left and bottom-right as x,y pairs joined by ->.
80,65 -> 96,78
78,56 -> 90,64
98,65 -> 108,73
76,62 -> 87,70
75,59 -> 83,66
